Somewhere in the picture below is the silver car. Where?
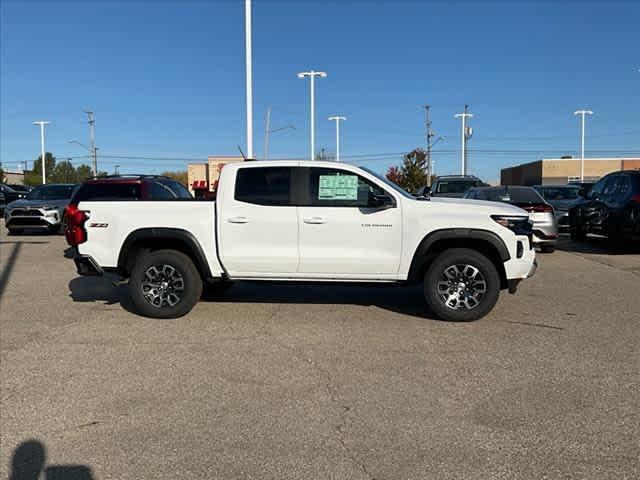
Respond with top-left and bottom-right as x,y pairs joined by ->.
533,185 -> 581,232
4,184 -> 77,234
464,186 -> 558,253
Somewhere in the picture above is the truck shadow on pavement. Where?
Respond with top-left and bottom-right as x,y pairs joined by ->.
9,439 -> 94,480
208,282 -> 434,320
68,276 -> 435,320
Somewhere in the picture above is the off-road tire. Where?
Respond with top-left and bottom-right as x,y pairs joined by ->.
424,248 -> 501,322
129,249 -> 203,319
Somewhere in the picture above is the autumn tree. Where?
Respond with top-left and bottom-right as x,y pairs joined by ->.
385,149 -> 430,193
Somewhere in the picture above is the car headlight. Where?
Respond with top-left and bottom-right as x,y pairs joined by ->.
491,215 -> 532,235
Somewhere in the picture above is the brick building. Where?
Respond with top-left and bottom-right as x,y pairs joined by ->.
500,158 -> 640,186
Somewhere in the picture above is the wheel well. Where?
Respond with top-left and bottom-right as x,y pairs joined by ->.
119,237 -> 209,280
409,238 -> 508,289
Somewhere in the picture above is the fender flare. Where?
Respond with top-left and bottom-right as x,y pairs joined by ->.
117,227 -> 213,279
408,228 -> 510,281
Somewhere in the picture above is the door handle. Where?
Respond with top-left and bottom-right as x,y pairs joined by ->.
228,216 -> 250,224
303,216 -> 327,224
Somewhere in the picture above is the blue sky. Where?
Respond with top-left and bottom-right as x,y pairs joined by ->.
1,0 -> 639,181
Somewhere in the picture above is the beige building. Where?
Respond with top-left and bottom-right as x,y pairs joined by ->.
501,158 -> 640,186
2,170 -> 25,185
187,156 -> 244,192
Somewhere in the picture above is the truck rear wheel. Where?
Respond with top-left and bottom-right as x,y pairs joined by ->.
129,249 -> 203,319
423,248 -> 500,322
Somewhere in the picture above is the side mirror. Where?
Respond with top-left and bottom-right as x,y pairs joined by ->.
368,193 -> 394,208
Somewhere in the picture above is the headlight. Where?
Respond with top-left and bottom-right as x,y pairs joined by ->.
491,215 -> 532,235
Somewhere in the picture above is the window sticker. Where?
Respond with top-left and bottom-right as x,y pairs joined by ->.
318,175 -> 358,200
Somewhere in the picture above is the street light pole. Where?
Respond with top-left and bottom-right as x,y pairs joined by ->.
328,116 -> 346,162
245,0 -> 254,159
32,121 -> 51,184
297,70 -> 327,160
454,109 -> 473,175
574,109 -> 593,182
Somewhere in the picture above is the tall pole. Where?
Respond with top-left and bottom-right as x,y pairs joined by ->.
454,107 -> 473,176
32,121 -> 51,184
84,110 -> 97,175
574,109 -> 593,182
297,70 -> 327,160
264,106 -> 271,160
424,105 -> 433,186
245,0 -> 253,159
328,116 -> 346,161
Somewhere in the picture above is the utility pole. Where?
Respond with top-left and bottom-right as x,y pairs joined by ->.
264,106 -> 271,160
297,70 -> 327,160
84,109 -> 97,175
115,164 -> 120,175
245,0 -> 254,159
32,120 -> 51,184
574,109 -> 593,182
454,105 -> 473,176
328,116 -> 346,162
263,106 -> 295,160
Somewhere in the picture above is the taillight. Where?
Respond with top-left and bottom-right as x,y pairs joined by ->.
631,194 -> 640,203
64,204 -> 89,246
523,204 -> 554,213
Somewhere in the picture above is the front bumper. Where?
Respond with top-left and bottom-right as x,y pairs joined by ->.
5,207 -> 61,229
507,259 -> 537,293
74,254 -> 103,276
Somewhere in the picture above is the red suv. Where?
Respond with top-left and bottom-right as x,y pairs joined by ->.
64,175 -> 192,246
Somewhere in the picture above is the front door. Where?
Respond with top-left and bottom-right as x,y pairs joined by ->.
297,167 -> 402,278
218,166 -> 299,276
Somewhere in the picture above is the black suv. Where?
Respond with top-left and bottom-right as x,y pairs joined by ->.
569,170 -> 640,243
420,175 -> 488,198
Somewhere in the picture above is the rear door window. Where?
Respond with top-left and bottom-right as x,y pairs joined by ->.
234,167 -> 292,206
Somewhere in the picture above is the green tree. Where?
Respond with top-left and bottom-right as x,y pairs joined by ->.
0,165 -> 4,183
50,160 -> 77,183
75,164 -> 93,181
24,152 -> 56,186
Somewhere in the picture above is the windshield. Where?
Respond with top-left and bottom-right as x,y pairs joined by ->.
26,184 -> 76,200
359,166 -> 414,199
538,186 -> 580,201
435,180 -> 479,194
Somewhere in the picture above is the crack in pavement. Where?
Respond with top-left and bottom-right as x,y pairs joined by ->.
257,304 -> 376,480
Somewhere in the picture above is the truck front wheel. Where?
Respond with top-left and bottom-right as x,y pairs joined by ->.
423,248 -> 500,322
129,249 -> 203,319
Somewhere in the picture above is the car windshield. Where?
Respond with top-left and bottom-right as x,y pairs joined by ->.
1,184 -> 18,193
26,184 -> 76,200
359,166 -> 414,199
435,180 -> 479,194
539,186 -> 580,201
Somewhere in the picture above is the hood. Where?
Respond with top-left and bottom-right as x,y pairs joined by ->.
6,198 -> 70,210
426,196 -> 529,216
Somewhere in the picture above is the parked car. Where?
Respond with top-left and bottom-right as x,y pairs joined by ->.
0,183 -> 28,205
4,184 -> 77,234
68,161 -> 537,322
0,190 -> 5,216
533,184 -> 581,231
427,175 -> 488,198
6,184 -> 33,194
464,186 -> 558,253
569,170 -> 640,243
69,175 -> 192,203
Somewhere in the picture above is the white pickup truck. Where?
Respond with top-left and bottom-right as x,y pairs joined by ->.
67,161 -> 537,321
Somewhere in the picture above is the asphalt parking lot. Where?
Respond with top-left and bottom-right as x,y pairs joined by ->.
1,227 -> 639,479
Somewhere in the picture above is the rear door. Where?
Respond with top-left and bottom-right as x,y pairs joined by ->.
297,166 -> 402,278
217,166 -> 299,276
